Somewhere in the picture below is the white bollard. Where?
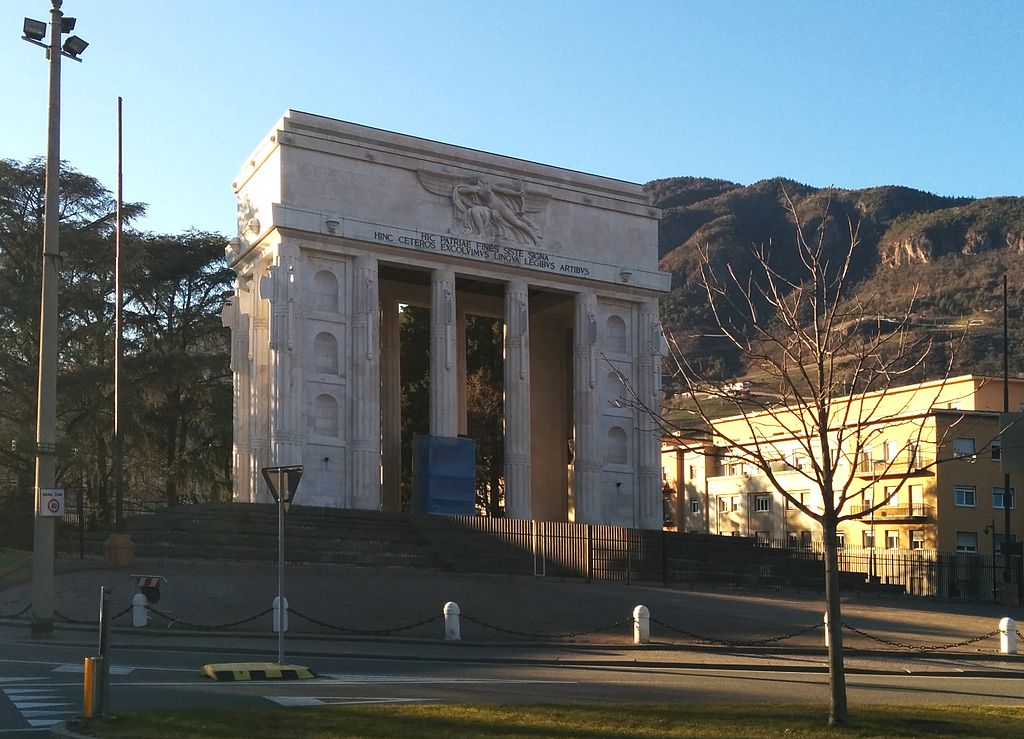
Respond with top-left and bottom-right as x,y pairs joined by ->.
824,611 -> 829,648
633,605 -> 650,644
999,617 -> 1017,654
273,596 -> 288,633
132,593 -> 148,628
443,601 -> 461,641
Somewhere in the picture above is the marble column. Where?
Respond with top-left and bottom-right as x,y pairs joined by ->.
250,262 -> 272,503
430,268 -> 459,438
503,280 -> 532,519
350,255 -> 381,509
221,277 -> 252,503
380,295 -> 402,512
457,307 -> 469,437
572,291 -> 601,523
636,299 -> 663,529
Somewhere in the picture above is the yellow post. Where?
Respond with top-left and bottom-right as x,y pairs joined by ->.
83,656 -> 101,718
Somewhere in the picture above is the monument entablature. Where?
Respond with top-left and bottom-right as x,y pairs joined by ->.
223,110 -> 669,528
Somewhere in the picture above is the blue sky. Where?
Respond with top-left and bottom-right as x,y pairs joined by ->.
3,0 -> 1021,236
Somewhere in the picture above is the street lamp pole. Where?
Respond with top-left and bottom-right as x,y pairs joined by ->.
23,0 -> 88,634
1002,273 -> 1013,585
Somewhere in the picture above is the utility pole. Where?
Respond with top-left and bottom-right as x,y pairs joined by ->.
1003,273 -> 1013,585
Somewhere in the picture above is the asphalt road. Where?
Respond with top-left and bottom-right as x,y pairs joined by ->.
2,632 -> 1024,735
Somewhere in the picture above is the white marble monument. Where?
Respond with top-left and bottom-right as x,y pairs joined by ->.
222,111 -> 669,528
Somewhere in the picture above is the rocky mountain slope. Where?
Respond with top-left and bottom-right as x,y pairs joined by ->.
647,177 -> 1024,381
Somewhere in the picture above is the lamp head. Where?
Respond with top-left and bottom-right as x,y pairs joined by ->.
22,17 -> 46,41
62,35 -> 88,57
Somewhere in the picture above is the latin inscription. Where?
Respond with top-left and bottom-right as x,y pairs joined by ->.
370,228 -> 591,276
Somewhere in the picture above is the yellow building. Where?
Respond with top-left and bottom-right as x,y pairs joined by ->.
662,375 -> 1024,555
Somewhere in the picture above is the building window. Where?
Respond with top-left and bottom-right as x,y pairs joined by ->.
787,532 -> 798,548
731,495 -> 740,512
885,530 -> 900,549
754,495 -> 771,512
312,394 -> 339,437
992,440 -> 1002,461
953,437 -> 976,458
800,530 -> 813,548
884,486 -> 898,507
954,485 -> 977,507
955,531 -> 979,553
993,487 -> 1016,510
688,465 -> 696,480
884,440 -> 898,462
862,530 -> 876,549
835,532 -> 846,549
910,530 -> 924,550
719,497 -> 728,513
690,498 -> 700,514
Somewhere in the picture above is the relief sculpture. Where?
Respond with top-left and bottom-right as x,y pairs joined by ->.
418,170 -> 547,247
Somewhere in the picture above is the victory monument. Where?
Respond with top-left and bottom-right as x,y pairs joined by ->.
221,111 -> 669,528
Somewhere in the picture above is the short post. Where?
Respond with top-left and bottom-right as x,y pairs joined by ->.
82,656 -> 102,718
633,605 -> 650,644
131,593 -> 147,628
823,611 -> 830,648
273,596 -> 288,634
999,616 -> 1017,654
96,587 -> 111,717
443,601 -> 461,641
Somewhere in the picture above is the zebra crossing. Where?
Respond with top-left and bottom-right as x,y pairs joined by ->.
0,676 -> 77,730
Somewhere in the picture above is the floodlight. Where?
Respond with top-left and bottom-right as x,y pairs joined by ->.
61,17 -> 76,33
23,17 -> 46,41
62,35 -> 88,57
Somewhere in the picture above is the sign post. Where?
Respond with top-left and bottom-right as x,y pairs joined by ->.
261,465 -> 302,664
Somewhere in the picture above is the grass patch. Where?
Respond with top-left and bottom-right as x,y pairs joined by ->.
0,548 -> 29,572
73,703 -> 1024,738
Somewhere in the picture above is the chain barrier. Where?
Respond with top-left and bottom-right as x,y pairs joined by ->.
649,616 -> 822,647
289,608 -> 442,636
842,622 -> 1000,652
143,605 -> 273,630
0,603 -> 31,619
52,605 -> 132,626
1017,628 -> 1023,642
460,613 -> 634,640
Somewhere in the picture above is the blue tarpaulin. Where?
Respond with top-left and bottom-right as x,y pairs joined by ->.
412,435 -> 476,515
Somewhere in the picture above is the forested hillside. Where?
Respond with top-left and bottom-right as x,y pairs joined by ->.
647,176 -> 1024,383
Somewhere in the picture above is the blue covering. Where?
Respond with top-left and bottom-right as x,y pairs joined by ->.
412,435 -> 476,515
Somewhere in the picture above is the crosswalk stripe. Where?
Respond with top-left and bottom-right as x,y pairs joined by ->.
9,701 -> 73,710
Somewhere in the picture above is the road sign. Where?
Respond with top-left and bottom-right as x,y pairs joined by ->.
38,488 -> 64,517
261,466 -> 303,512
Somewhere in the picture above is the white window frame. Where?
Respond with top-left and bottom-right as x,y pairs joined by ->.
993,487 -> 1016,510
955,530 -> 979,553
992,440 -> 1002,461
754,494 -> 771,512
885,530 -> 900,549
690,497 -> 700,514
954,485 -> 977,507
862,530 -> 876,548
953,437 -> 976,458
731,496 -> 740,512
835,532 -> 845,549
718,496 -> 728,513
910,530 -> 924,550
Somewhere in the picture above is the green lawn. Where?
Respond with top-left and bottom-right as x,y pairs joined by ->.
73,703 -> 1024,738
0,548 -> 29,572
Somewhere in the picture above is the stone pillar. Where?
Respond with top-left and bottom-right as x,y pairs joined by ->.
636,299 -> 663,529
572,291 -> 601,523
350,255 -> 381,510
262,254 -> 302,469
221,277 -> 252,503
251,262 -> 272,503
380,295 -> 402,512
457,308 -> 469,436
430,268 -> 459,438
504,280 -> 532,519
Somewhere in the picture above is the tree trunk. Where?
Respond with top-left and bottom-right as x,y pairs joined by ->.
823,517 -> 848,725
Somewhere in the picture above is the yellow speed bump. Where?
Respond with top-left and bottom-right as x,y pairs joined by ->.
202,662 -> 316,681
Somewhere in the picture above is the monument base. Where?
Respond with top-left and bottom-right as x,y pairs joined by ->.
103,532 -> 135,567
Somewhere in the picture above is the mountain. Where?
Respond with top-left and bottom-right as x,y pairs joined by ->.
647,177 -> 1024,381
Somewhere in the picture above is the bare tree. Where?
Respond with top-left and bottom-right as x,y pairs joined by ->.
620,192 -> 964,726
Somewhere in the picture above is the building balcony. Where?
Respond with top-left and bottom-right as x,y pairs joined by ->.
847,504 -> 933,522
855,453 -> 934,478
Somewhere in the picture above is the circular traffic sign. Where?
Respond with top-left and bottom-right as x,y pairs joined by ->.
47,498 -> 61,513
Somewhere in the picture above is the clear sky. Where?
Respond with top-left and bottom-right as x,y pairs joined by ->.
2,0 -> 1021,237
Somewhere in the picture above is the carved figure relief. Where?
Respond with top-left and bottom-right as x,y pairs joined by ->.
418,170 -> 547,246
